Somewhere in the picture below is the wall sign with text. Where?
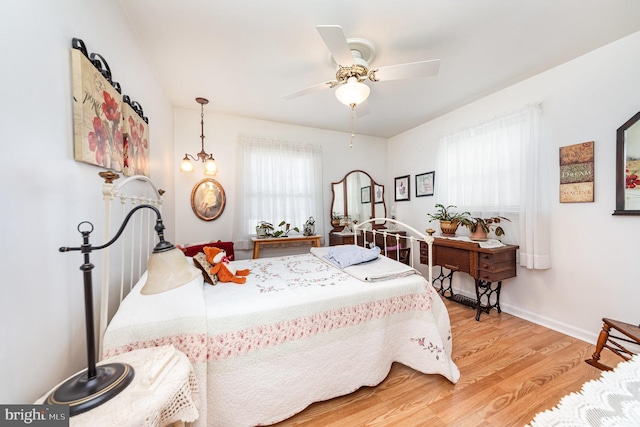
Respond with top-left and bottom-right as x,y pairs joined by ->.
559,141 -> 594,203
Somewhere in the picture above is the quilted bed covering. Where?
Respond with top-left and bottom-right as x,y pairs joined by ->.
104,249 -> 460,427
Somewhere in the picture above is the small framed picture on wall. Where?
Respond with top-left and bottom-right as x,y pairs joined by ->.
415,171 -> 435,197
374,184 -> 384,204
394,175 -> 410,201
361,186 -> 371,203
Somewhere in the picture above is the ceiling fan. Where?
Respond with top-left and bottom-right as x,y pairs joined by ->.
282,25 -> 441,110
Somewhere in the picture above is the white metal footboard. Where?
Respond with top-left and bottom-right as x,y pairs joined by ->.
353,218 -> 433,286
98,171 -> 164,358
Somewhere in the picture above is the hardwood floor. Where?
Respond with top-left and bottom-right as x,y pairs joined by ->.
272,298 -> 621,426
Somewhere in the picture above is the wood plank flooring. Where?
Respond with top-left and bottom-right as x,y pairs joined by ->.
272,298 -> 621,426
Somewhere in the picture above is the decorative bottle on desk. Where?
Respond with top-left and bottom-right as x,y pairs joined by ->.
389,205 -> 397,230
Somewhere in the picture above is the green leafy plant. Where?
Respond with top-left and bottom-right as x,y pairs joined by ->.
460,216 -> 511,236
427,204 -> 470,223
271,220 -> 300,237
256,221 -> 275,238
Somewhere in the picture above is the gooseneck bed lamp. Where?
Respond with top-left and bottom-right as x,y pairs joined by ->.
46,204 -> 199,415
180,97 -> 218,176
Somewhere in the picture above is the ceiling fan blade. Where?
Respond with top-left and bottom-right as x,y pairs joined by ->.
316,25 -> 354,66
355,100 -> 370,118
373,59 -> 441,82
282,81 -> 332,100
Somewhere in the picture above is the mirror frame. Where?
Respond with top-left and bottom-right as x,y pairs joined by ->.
330,170 -> 386,230
614,111 -> 640,215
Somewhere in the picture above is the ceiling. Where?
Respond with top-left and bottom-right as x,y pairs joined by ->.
118,0 -> 640,139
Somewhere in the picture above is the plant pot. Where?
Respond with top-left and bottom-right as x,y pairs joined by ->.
303,224 -> 315,236
439,220 -> 459,237
331,219 -> 341,227
256,227 -> 269,239
469,227 -> 488,241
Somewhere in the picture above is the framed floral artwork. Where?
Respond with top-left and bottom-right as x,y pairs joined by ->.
416,171 -> 435,197
374,184 -> 384,204
122,101 -> 150,177
394,175 -> 410,201
71,47 -> 124,172
191,178 -> 226,221
361,186 -> 371,204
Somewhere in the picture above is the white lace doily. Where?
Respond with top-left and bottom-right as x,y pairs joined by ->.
526,354 -> 640,427
37,345 -> 199,427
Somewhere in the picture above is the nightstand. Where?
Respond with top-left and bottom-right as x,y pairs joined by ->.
37,346 -> 199,427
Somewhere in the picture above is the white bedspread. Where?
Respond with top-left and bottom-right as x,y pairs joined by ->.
103,251 -> 460,427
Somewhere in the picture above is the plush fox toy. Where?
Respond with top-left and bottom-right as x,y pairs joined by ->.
203,246 -> 250,284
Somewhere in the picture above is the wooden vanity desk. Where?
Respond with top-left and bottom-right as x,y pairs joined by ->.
329,232 -> 355,246
420,238 -> 519,320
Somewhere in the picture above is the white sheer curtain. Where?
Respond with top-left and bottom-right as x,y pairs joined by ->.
436,104 -> 550,269
233,136 -> 324,250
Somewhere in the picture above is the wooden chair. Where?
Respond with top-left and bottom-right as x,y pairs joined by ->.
585,318 -> 640,370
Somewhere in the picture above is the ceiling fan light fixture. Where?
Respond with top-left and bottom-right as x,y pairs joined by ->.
335,76 -> 370,107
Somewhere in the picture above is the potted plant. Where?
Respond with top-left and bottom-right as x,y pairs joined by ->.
460,216 -> 511,241
256,221 -> 274,239
302,216 -> 316,236
331,212 -> 342,228
427,204 -> 470,237
272,221 -> 300,238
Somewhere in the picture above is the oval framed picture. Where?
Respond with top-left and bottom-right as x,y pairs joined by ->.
191,178 -> 226,221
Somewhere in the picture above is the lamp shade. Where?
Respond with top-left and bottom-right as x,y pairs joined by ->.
335,77 -> 370,106
180,156 -> 194,173
141,248 -> 201,295
204,157 -> 218,176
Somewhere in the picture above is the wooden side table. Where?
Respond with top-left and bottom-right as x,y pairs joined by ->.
420,238 -> 519,320
251,235 -> 322,259
37,346 -> 199,427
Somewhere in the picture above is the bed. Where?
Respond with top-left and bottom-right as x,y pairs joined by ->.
97,174 -> 460,427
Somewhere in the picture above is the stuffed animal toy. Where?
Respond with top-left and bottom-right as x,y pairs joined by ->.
203,246 -> 250,284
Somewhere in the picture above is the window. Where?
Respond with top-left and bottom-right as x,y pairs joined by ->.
233,136 -> 323,249
436,104 -> 550,269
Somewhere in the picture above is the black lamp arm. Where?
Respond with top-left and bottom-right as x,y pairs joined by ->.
59,204 -> 175,254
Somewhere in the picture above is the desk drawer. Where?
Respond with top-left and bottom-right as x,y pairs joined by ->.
330,234 -> 354,245
434,246 -> 472,274
477,268 -> 516,282
478,251 -> 515,264
478,259 -> 515,272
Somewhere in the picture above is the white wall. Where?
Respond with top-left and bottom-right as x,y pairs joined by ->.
0,0 -> 175,403
173,110 -> 388,259
389,31 -> 640,342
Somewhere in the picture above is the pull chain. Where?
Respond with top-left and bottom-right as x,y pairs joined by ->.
349,103 -> 356,148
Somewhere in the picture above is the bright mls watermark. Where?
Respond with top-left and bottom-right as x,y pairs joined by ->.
0,405 -> 68,426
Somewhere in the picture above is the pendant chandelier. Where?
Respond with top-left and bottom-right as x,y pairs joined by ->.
180,97 -> 218,175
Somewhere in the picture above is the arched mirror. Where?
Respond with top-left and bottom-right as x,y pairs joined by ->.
331,170 -> 386,230
614,111 -> 640,215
